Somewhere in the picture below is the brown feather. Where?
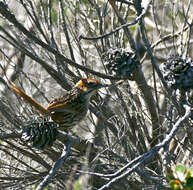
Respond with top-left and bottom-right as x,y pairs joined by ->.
9,81 -> 49,115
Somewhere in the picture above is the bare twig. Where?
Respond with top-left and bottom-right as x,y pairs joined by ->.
59,0 -> 75,62
36,139 -> 71,190
98,105 -> 192,189
0,2 -> 128,81
0,131 -> 21,140
79,10 -> 145,41
138,5 -> 183,115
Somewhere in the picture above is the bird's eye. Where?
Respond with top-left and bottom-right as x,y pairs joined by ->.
88,81 -> 96,85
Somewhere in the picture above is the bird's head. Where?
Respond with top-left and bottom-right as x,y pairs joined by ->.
75,78 -> 106,97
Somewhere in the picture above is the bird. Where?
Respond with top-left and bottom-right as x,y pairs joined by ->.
9,78 -> 106,130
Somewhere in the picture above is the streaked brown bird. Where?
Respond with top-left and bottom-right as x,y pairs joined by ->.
10,78 -> 106,130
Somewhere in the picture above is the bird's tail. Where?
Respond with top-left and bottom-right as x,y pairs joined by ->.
9,81 -> 49,115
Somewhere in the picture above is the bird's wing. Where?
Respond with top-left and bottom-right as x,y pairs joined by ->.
46,101 -> 78,113
46,96 -> 80,113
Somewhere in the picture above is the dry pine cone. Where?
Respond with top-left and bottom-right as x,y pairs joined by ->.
104,48 -> 140,79
161,54 -> 193,91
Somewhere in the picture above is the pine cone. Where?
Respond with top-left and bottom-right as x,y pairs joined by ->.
22,121 -> 59,149
161,54 -> 193,91
104,48 -> 140,79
